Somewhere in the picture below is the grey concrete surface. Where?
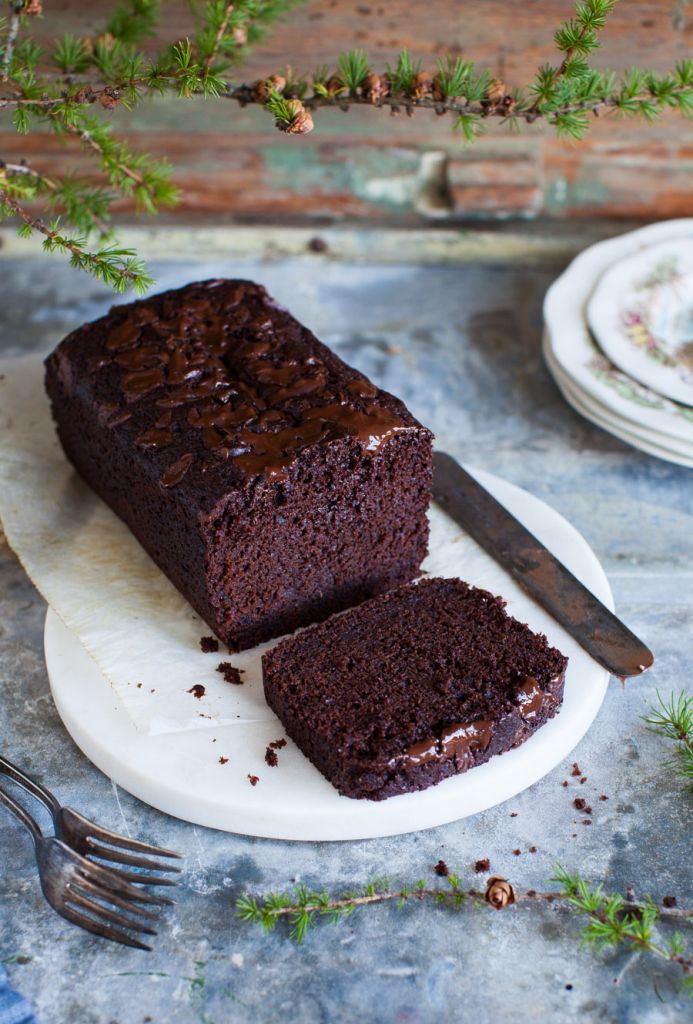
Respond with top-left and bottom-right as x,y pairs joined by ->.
0,252 -> 691,1024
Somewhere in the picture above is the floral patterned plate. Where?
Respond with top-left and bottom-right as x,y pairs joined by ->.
587,239 -> 693,406
543,330 -> 693,467
544,219 -> 693,449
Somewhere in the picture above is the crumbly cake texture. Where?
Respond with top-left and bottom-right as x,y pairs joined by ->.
45,279 -> 433,650
262,578 -> 568,800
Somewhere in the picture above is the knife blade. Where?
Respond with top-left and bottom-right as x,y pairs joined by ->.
432,451 -> 654,679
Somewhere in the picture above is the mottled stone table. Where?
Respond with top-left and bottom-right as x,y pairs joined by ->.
1,237 -> 691,1024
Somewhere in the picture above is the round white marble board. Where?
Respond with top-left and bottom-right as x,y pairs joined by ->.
46,467 -> 613,841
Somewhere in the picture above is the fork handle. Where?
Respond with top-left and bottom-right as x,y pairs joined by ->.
0,755 -> 61,817
0,781 -> 43,848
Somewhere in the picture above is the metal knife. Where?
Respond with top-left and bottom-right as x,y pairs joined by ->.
432,451 -> 654,679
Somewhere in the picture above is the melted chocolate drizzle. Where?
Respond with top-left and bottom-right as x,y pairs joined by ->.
390,718 -> 493,771
98,281 -> 412,487
515,675 -> 546,720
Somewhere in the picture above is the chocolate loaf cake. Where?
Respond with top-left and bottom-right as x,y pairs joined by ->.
45,280 -> 433,650
262,578 -> 568,800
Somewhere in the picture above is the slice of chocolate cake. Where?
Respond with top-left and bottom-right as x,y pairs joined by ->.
262,578 -> 568,800
45,280 -> 432,650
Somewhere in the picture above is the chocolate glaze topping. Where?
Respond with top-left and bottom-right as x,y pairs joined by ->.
92,280 -> 413,486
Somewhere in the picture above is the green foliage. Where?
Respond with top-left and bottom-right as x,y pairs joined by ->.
551,863 -> 693,988
235,872 -> 476,944
387,49 -> 421,94
106,0 -> 161,45
264,89 -> 296,129
338,48 -> 369,92
434,55 -> 473,99
454,111 -> 484,144
644,690 -> 693,788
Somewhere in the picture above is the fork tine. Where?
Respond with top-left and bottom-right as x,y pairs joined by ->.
86,841 -> 183,874
69,879 -> 162,921
59,903 -> 152,951
94,866 -> 179,889
65,892 -> 158,936
83,828 -> 181,859
75,858 -> 174,906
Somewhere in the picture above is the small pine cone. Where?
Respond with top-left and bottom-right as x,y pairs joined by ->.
485,876 -> 515,910
99,88 -> 119,110
486,78 -> 507,103
362,72 -> 389,104
233,26 -> 248,46
431,78 -> 446,103
501,95 -> 516,114
73,87 -> 90,104
409,71 -> 432,100
25,0 -> 43,14
325,75 -> 347,98
283,99 -> 314,135
254,74 -> 287,101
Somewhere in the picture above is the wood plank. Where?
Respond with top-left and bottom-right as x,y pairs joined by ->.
1,1 -> 691,222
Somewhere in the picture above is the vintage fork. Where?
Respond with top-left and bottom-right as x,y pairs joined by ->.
0,755 -> 182,886
0,782 -> 171,950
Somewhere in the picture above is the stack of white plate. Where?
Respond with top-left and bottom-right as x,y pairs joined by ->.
543,219 -> 693,468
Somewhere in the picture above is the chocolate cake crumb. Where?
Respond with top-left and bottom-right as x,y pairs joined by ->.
136,682 -> 142,689
571,762 -> 581,777
248,774 -> 259,786
307,236 -> 329,253
265,746 -> 279,767
529,846 -> 537,854
434,859 -> 449,877
579,776 -> 587,784
662,895 -> 677,908
599,794 -> 608,801
269,738 -> 287,750
571,833 -> 577,838
187,684 -> 206,699
565,984 -> 573,991
561,780 -> 569,787
512,849 -> 521,856
474,858 -> 490,873
527,889 -> 537,898
574,798 -> 586,811
583,819 -> 592,825
510,812 -> 518,818
200,635 -> 219,653
217,662 -> 244,685
218,756 -> 228,765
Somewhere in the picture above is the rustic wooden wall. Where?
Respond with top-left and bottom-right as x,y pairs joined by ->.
2,0 -> 692,224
